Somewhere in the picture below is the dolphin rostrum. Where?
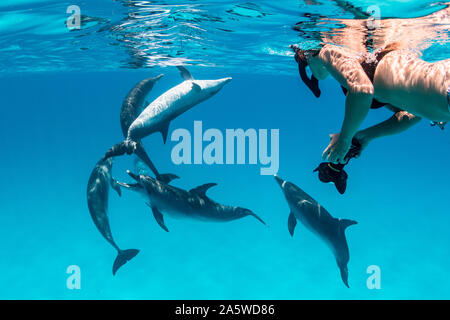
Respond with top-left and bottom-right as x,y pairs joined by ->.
86,158 -> 139,275
274,175 -> 357,287
104,67 -> 232,172
118,170 -> 266,232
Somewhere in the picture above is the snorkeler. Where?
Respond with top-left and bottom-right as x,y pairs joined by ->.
294,42 -> 449,167
292,3 -> 449,193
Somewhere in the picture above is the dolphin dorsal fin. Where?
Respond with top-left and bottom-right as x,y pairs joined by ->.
189,183 -> 217,196
177,66 -> 194,81
159,122 -> 170,144
191,82 -> 201,92
157,173 -> 179,184
340,219 -> 357,230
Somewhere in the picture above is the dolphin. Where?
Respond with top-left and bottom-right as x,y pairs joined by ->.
86,158 -> 139,275
120,74 -> 164,137
118,74 -> 165,179
274,175 -> 357,287
104,67 -> 232,169
117,170 -> 265,232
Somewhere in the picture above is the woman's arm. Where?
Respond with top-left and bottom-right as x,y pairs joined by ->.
323,91 -> 373,164
317,45 -> 374,163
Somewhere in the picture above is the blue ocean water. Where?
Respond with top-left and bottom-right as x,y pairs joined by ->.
1,0 -> 450,299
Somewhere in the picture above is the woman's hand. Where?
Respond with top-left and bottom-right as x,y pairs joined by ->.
322,133 -> 352,164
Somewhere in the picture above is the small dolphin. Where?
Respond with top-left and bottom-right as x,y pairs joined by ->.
104,67 -> 232,169
86,158 -> 139,275
274,175 -> 357,287
119,74 -> 165,179
118,170 -> 265,232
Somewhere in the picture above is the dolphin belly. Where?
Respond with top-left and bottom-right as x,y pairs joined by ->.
127,81 -> 198,140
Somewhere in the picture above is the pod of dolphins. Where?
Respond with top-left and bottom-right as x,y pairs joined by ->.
86,67 -> 357,287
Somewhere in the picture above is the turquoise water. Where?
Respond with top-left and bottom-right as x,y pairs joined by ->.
1,0 -> 449,299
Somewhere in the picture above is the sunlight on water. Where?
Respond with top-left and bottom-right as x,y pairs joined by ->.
0,0 -> 448,74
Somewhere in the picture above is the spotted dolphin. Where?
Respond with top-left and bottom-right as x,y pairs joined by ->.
86,158 -> 139,275
118,170 -> 265,232
274,175 -> 357,287
118,74 -> 164,178
104,67 -> 232,169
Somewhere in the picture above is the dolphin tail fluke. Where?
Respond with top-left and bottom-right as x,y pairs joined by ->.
337,262 -> 350,288
104,141 -> 135,160
249,211 -> 267,226
113,249 -> 139,276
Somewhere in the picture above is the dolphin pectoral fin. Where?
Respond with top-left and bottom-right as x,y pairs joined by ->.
157,173 -> 179,184
147,204 -> 169,232
159,122 -> 170,144
340,219 -> 357,230
177,66 -> 194,80
111,179 -> 122,197
113,249 -> 140,276
192,82 -> 201,92
288,212 -> 297,237
189,183 -> 217,196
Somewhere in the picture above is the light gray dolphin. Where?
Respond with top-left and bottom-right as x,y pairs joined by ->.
118,170 -> 265,232
86,158 -> 139,275
274,175 -> 357,287
104,67 -> 232,170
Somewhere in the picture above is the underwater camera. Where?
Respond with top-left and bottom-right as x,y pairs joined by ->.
314,138 -> 362,194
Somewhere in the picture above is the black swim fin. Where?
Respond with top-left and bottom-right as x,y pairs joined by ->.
298,64 -> 321,98
290,45 -> 321,98
113,249 -> 139,276
314,163 -> 348,194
